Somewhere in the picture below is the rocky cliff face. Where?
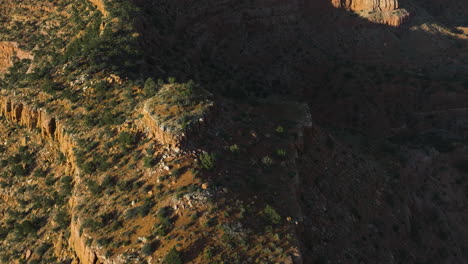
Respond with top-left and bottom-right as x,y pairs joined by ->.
0,94 -> 107,263
0,95 -> 78,175
331,0 -> 409,26
332,0 -> 398,10
68,216 -> 125,264
140,100 -> 215,149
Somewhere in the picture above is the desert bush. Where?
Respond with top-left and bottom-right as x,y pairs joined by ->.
35,242 -> 51,256
12,164 -> 27,177
142,240 -> 159,256
156,219 -> 173,236
60,176 -> 73,193
229,144 -> 240,153
85,179 -> 101,195
262,205 -> 281,225
199,152 -> 216,170
204,246 -> 215,259
261,156 -> 273,167
42,79 -> 61,94
118,131 -> 134,149
34,169 -> 47,178
275,126 -> 284,134
276,149 -> 287,158
163,247 -> 182,264
144,78 -> 158,97
144,156 -> 156,168
55,209 -> 70,229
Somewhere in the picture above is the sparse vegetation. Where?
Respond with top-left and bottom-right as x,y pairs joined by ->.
163,247 -> 183,264
199,152 -> 216,170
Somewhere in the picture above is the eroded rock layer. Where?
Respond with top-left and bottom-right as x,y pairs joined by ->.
140,100 -> 216,148
331,0 -> 409,26
0,95 -> 77,175
332,0 -> 398,10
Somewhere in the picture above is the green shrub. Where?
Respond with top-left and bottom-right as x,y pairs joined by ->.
275,126 -> 284,134
12,164 -> 27,177
55,210 -> 70,229
118,132 -> 134,149
60,176 -> 73,193
144,78 -> 158,97
35,243 -> 51,256
156,219 -> 173,236
85,179 -> 101,195
41,79 -> 61,94
163,247 -> 182,264
34,169 -> 47,178
102,175 -> 116,188
261,156 -> 273,167
142,240 -> 159,256
125,208 -> 139,220
204,246 -> 215,259
229,144 -> 240,153
199,152 -> 216,170
168,77 -> 177,84
276,149 -> 287,158
263,205 -> 281,225
144,156 -> 156,168
97,237 -> 112,246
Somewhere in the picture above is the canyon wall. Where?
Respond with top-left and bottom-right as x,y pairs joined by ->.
331,0 -> 409,26
68,215 -> 127,264
331,0 -> 398,10
0,94 -> 112,263
0,95 -> 77,175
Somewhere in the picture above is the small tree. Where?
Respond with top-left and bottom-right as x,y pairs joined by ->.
144,78 -> 158,97
199,152 -> 216,170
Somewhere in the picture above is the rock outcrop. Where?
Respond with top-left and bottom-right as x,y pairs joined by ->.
138,84 -> 215,149
69,217 -> 110,264
140,99 -> 215,148
0,95 -> 77,175
332,0 -> 399,10
0,41 -> 33,74
331,0 -> 410,26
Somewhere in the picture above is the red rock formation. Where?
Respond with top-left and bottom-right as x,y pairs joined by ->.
332,0 -> 398,10
0,95 -> 78,175
331,0 -> 409,26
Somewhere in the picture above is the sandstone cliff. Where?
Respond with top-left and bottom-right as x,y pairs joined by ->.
331,0 -> 410,26
332,0 -> 398,10
0,95 -> 78,175
138,84 -> 215,149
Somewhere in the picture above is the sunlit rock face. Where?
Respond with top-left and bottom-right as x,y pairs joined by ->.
331,0 -> 409,26
331,0 -> 398,10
